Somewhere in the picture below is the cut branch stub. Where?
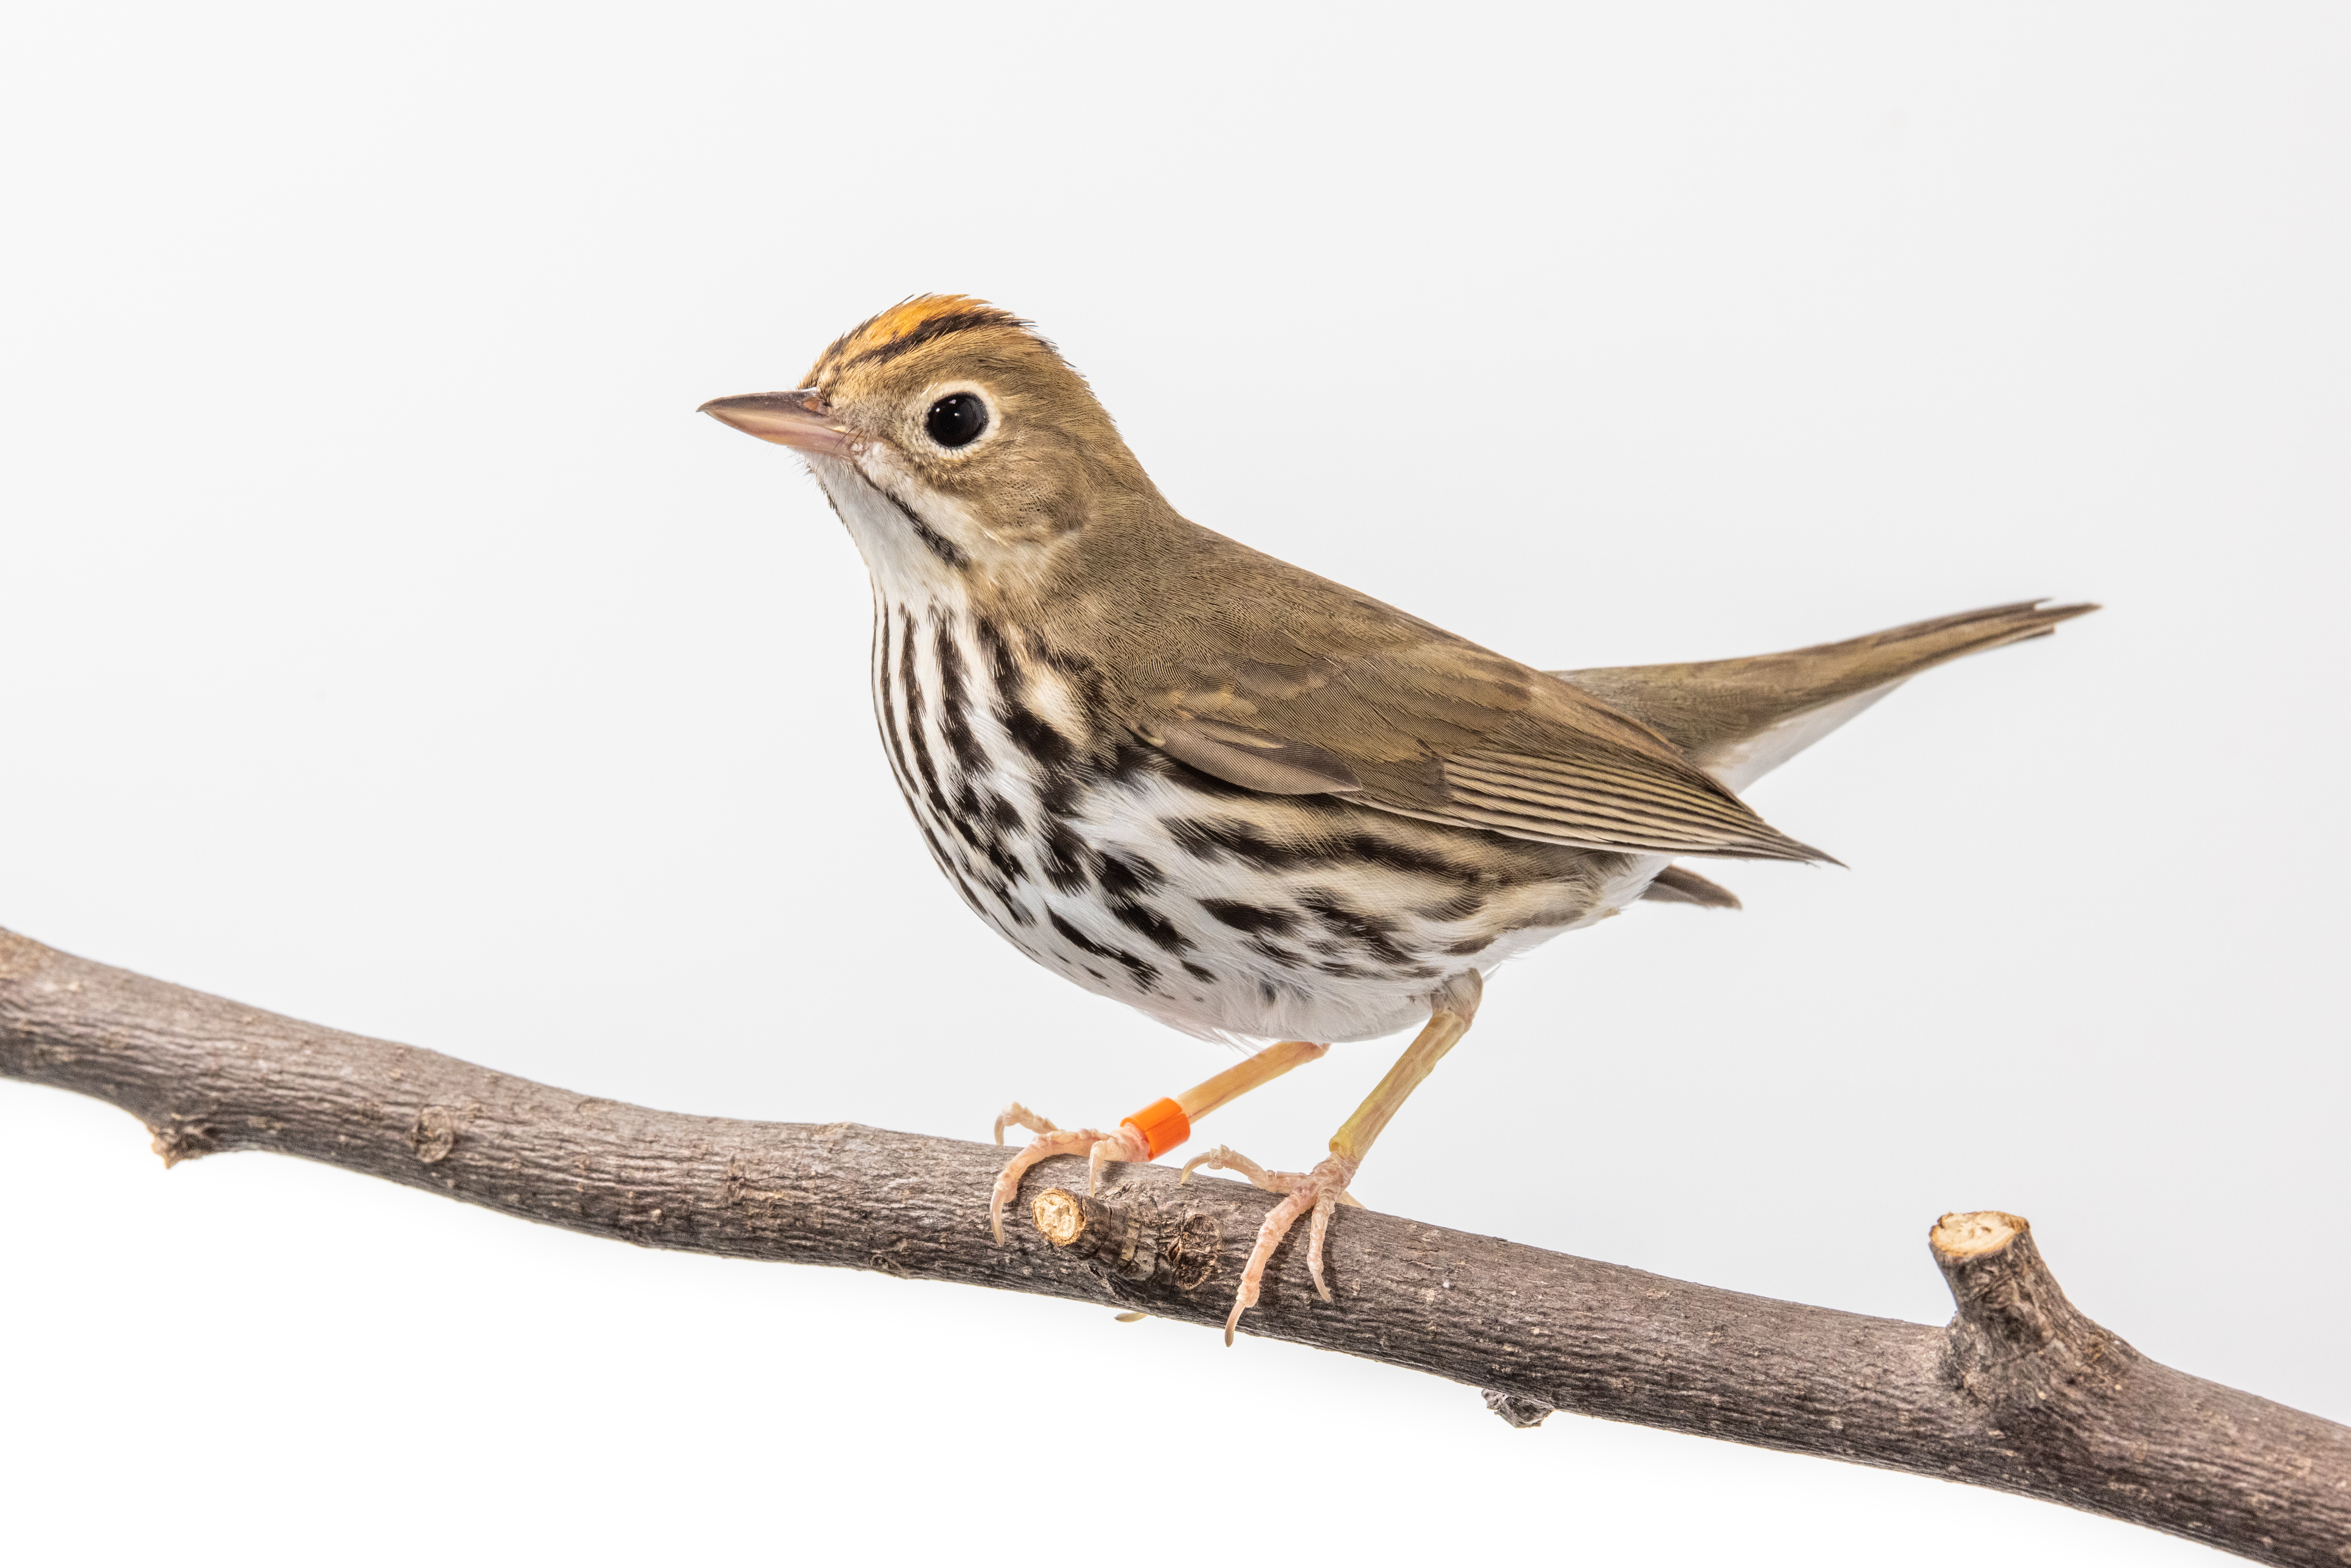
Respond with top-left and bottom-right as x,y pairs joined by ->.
1932,1209 -> 2141,1424
1031,1186 -> 1220,1291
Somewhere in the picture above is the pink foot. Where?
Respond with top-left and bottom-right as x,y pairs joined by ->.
1179,1145 -> 1362,1344
988,1103 -> 1147,1245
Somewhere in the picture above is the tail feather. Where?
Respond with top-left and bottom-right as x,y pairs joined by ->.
1556,599 -> 2098,793
1641,864 -> 1744,909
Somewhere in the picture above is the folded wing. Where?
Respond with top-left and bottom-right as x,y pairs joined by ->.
1095,530 -> 1827,862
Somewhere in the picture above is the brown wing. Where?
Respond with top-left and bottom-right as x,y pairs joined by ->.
1045,516 -> 1826,862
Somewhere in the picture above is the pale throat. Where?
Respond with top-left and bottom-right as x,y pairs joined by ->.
806,452 -> 977,616
808,449 -> 1069,623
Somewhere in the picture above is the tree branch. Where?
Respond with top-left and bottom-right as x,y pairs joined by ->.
2,925 -> 2343,1564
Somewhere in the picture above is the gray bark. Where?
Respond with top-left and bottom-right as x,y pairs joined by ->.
2,925 -> 2344,1564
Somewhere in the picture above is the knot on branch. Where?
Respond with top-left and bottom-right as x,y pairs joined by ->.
1481,1390 -> 1556,1428
410,1106 -> 463,1164
1933,1211 -> 2139,1424
149,1116 -> 219,1168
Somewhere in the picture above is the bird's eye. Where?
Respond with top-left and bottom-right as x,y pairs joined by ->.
925,392 -> 990,449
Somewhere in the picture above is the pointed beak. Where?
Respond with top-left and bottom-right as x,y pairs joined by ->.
697,389 -> 854,456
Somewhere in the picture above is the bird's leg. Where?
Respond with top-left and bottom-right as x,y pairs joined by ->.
986,1038 -> 1329,1244
1181,972 -> 1484,1344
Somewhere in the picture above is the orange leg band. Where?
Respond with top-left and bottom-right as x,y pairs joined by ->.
1121,1097 -> 1191,1158
1118,1041 -> 1331,1160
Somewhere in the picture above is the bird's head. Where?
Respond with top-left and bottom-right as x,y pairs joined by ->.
700,296 -> 1155,598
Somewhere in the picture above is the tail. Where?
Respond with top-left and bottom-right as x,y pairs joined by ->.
1558,599 -> 2099,794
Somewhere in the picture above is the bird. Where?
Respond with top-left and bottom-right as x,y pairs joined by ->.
699,295 -> 2095,1343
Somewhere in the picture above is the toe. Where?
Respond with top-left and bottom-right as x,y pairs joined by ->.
1085,1123 -> 1150,1194
1179,1143 -> 1287,1192
988,1127 -> 1095,1244
1224,1184 -> 1317,1344
992,1101 -> 1058,1146
1307,1188 -> 1342,1302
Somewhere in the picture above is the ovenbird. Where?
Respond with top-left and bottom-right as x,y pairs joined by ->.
701,296 -> 2094,1342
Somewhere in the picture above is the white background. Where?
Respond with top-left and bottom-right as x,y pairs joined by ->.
3,4 -> 2344,1563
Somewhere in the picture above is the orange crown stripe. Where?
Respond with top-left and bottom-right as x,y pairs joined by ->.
857,294 -> 996,343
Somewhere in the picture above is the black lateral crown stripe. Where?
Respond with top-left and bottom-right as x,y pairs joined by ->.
839,308 -> 1031,373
